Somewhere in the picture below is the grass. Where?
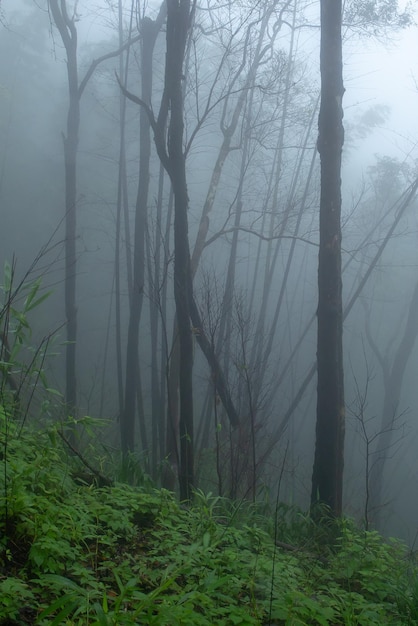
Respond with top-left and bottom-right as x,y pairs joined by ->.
1,415 -> 418,625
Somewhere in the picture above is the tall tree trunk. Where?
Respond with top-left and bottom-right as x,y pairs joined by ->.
146,0 -> 196,500
162,193 -> 179,490
121,12 -> 164,455
63,50 -> 78,417
48,0 -> 80,417
119,2 -> 194,493
252,97 -> 319,410
249,0 -> 298,374
214,4 -> 277,374
367,277 -> 418,528
114,0 -> 134,419
147,163 -> 167,477
48,0 -> 140,421
311,0 -> 345,516
258,180 -> 418,470
167,0 -> 195,501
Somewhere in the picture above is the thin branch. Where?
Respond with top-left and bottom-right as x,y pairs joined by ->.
115,73 -> 171,172
58,430 -> 113,487
78,35 -> 141,97
204,226 -> 319,248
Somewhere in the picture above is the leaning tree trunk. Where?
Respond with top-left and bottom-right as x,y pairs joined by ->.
311,0 -> 345,517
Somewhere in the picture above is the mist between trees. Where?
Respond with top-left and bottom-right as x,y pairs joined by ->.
0,0 -> 417,541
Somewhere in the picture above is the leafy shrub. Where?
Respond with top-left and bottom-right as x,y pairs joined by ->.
1,419 -> 418,625
0,269 -> 417,624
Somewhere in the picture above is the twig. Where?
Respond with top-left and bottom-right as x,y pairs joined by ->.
57,430 -> 113,487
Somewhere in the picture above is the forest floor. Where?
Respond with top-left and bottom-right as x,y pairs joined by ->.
1,417 -> 418,625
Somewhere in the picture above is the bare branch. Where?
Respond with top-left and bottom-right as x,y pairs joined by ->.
115,72 -> 170,172
78,35 -> 141,97
204,226 -> 319,248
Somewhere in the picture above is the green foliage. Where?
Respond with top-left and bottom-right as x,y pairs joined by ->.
113,450 -> 154,488
0,577 -> 36,621
1,414 -> 418,625
0,261 -> 59,428
0,274 -> 416,626
344,0 -> 413,34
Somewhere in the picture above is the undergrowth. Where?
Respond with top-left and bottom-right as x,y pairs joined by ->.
1,414 -> 418,625
0,264 -> 417,623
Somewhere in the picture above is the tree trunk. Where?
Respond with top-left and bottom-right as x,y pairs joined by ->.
113,0 -> 135,420
121,14 -> 162,455
311,0 -> 345,517
161,0 -> 196,501
49,0 -> 141,422
147,163 -> 166,477
258,180 -> 418,471
48,0 -> 79,416
368,277 -> 418,527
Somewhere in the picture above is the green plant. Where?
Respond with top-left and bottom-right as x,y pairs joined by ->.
114,450 -> 154,488
0,260 -> 56,419
0,577 -> 36,622
1,380 -> 418,625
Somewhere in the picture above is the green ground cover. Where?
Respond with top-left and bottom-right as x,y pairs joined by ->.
1,417 -> 418,625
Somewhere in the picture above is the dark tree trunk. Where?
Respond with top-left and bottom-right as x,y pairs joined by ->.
258,179 -> 418,469
147,163 -> 166,477
118,2 -> 193,494
121,14 -> 163,456
311,0 -> 345,517
49,0 -> 140,422
113,0 -> 134,420
166,0 -> 195,501
48,0 -> 79,416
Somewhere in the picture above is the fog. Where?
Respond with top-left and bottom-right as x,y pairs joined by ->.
1,0 -> 418,543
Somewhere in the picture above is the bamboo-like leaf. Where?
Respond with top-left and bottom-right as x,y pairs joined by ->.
25,289 -> 53,312
37,592 -> 78,622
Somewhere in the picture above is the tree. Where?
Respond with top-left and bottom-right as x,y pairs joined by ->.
138,0 -> 196,501
164,0 -> 196,501
311,0 -> 345,517
48,0 -> 79,418
11,0 -> 414,524
121,4 -> 166,456
47,0 -> 139,420
366,277 -> 418,528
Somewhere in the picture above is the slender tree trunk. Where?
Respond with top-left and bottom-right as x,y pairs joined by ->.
121,18 -> 153,455
368,277 -> 418,527
161,190 -> 179,490
63,56 -> 78,417
48,0 -> 79,416
121,6 -> 166,456
48,0 -> 140,421
250,0 -> 298,373
114,0 -> 134,418
311,0 -> 345,516
252,98 -> 319,409
147,163 -> 166,477
118,1 -> 194,494
258,180 -> 418,470
161,0 -> 196,501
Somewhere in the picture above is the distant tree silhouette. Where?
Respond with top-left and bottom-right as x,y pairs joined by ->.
48,0 -> 138,421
